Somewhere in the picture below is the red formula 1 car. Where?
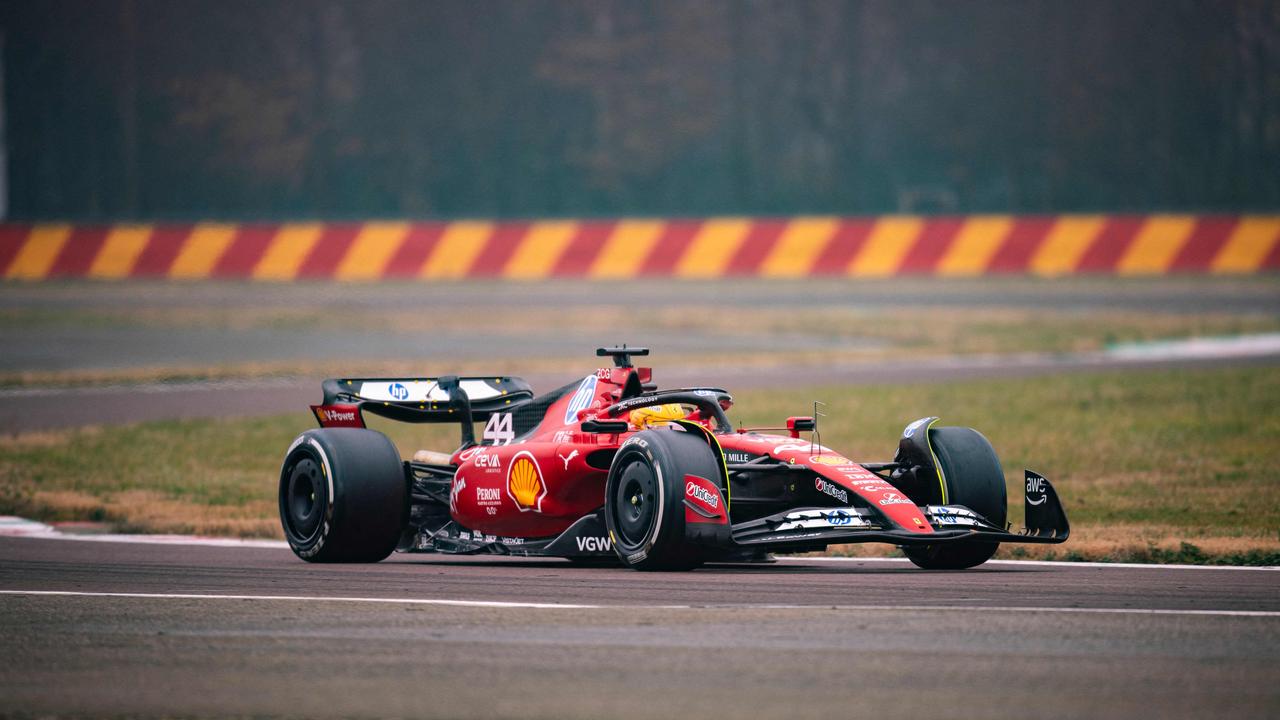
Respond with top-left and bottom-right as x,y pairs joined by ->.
279,347 -> 1068,570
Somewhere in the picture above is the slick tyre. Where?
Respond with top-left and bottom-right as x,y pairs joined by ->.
904,426 -> 1007,570
279,428 -> 408,563
604,428 -> 719,571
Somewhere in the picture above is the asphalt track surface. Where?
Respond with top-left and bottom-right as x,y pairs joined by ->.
2,536 -> 1277,718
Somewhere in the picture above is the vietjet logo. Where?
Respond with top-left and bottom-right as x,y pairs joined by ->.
506,451 -> 547,512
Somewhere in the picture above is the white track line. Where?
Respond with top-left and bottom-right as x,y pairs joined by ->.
782,557 -> 1280,572
1,590 -> 1276,617
0,590 -> 603,610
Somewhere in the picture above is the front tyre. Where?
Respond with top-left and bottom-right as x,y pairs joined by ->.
904,426 -> 1007,570
279,428 -> 408,563
604,429 -> 720,571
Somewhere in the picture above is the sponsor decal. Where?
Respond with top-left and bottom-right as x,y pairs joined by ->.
559,449 -> 579,470
933,515 -> 979,526
826,509 -> 854,526
563,375 -> 598,424
475,487 -> 502,506
449,477 -> 466,514
317,408 -> 357,423
809,455 -> 852,466
499,536 -> 525,545
552,430 -> 575,443
773,442 -> 833,455
694,389 -> 716,398
388,382 -> 410,401
622,436 -> 649,450
596,367 -> 612,379
472,450 -> 500,470
815,478 -> 849,504
777,509 -> 869,531
576,536 -> 612,552
723,451 -> 755,464
1026,473 -> 1048,505
483,412 -> 515,445
903,417 -> 930,439
506,451 -> 547,512
913,517 -> 924,527
878,492 -> 913,506
685,481 -> 720,510
457,446 -> 482,462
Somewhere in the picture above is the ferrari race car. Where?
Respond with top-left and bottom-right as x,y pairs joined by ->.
279,346 -> 1069,570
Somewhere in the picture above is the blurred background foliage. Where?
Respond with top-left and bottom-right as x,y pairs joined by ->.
4,0 -> 1279,220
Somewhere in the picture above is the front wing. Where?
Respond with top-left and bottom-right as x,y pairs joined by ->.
730,470 -> 1070,549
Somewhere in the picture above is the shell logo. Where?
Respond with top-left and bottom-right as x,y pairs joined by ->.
809,455 -> 852,466
506,451 -> 546,512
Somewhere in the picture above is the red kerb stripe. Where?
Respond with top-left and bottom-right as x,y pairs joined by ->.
213,225 -> 278,278
639,221 -> 703,276
1075,216 -> 1144,273
297,224 -> 361,278
1169,217 -> 1237,272
726,219 -> 787,276
553,221 -> 616,277
810,219 -> 876,275
48,226 -> 110,277
898,217 -> 962,274
383,223 -> 447,278
987,217 -> 1055,273
468,222 -> 529,277
0,224 -> 31,274
132,225 -> 195,276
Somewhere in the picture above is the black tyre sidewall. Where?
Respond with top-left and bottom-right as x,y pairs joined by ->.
905,426 -> 1006,570
279,428 -> 407,563
605,429 -> 717,571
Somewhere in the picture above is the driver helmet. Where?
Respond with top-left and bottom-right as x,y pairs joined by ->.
629,403 -> 689,429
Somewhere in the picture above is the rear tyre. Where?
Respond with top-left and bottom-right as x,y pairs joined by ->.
903,426 -> 1007,570
279,428 -> 408,563
604,429 -> 719,571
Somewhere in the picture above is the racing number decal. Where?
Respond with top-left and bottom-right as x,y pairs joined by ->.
483,412 -> 515,445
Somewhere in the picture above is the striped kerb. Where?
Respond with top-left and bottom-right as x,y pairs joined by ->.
1,215 -> 1277,281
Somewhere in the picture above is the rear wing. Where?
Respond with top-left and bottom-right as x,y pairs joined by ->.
312,375 -> 534,446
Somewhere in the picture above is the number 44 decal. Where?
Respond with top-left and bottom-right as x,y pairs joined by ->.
483,412 -> 515,445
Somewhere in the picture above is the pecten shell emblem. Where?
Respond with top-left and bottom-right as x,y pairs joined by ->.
506,451 -> 546,512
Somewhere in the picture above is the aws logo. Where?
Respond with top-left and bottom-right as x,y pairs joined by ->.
506,451 -> 547,512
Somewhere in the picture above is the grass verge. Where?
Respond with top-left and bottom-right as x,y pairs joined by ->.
1,365 -> 1277,564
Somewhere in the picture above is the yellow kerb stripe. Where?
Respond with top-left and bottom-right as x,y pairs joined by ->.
936,216 -> 1013,276
589,220 -> 665,279
1211,216 -> 1280,274
87,225 -> 153,279
252,224 -> 323,281
420,221 -> 492,279
169,224 -> 237,279
6,224 -> 71,279
848,216 -> 922,277
335,222 -> 409,281
1030,216 -> 1105,276
674,218 -> 752,278
758,217 -> 839,278
1116,215 -> 1196,275
504,221 -> 579,279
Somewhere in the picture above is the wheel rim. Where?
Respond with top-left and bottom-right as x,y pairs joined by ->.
614,459 -> 657,547
285,456 -> 324,540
